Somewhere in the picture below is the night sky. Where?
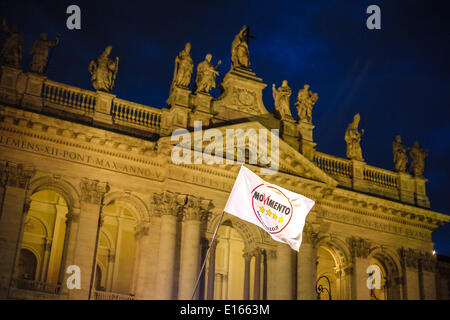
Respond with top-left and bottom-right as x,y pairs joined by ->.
2,1 -> 450,255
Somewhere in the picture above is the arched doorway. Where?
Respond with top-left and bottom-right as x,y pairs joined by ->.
16,189 -> 68,287
369,250 -> 402,300
316,246 -> 339,300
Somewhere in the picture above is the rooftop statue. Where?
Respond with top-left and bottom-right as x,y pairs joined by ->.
272,80 -> 292,120
409,141 -> 428,177
295,84 -> 318,123
194,53 -> 221,94
30,32 -> 60,74
231,25 -> 250,69
0,18 -> 24,68
345,113 -> 364,161
392,135 -> 409,173
170,42 -> 193,89
88,46 -> 119,92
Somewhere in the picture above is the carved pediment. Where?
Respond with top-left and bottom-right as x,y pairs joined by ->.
163,120 -> 337,187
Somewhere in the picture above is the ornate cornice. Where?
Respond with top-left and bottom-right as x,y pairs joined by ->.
80,178 -> 109,204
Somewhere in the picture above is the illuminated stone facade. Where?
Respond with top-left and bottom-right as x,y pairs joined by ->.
0,44 -> 449,300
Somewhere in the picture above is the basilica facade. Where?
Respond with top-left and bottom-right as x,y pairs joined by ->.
0,27 -> 449,300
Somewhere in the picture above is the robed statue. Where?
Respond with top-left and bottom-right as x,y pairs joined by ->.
1,19 -> 24,68
89,46 -> 119,92
170,42 -> 193,89
392,135 -> 409,172
295,84 -> 318,123
272,80 -> 292,120
409,141 -> 428,177
231,25 -> 250,69
194,53 -> 221,94
30,32 -> 60,73
345,113 -> 364,161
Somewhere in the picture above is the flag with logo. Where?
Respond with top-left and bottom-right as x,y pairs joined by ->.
224,165 -> 315,251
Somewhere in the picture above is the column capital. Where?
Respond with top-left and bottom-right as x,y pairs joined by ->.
4,162 -> 35,188
182,195 -> 214,222
347,236 -> 371,259
398,247 -> 420,269
153,190 -> 187,217
80,178 -> 109,204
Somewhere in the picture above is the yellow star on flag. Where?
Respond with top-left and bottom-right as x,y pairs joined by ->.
259,206 -> 265,213
272,212 -> 278,220
278,216 -> 284,223
266,209 -> 272,217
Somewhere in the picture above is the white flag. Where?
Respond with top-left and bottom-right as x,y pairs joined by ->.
224,166 -> 315,251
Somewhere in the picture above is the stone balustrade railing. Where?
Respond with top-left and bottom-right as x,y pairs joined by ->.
43,80 -> 96,114
11,278 -> 61,294
93,290 -> 135,300
111,98 -> 162,130
313,151 -> 353,178
363,164 -> 399,189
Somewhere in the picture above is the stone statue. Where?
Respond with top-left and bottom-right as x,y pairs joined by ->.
194,53 -> 221,94
30,33 -> 60,74
272,80 -> 292,120
231,25 -> 250,69
171,42 -> 193,89
0,19 -> 24,68
392,135 -> 409,172
295,84 -> 318,123
409,141 -> 428,177
345,113 -> 364,161
88,46 -> 119,92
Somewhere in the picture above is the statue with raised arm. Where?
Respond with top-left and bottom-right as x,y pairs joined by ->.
295,84 -> 318,123
392,135 -> 409,172
194,53 -> 221,94
272,80 -> 292,120
231,25 -> 250,69
170,42 -> 193,89
345,113 -> 364,161
1,18 -> 24,68
88,46 -> 119,92
409,141 -> 428,177
30,32 -> 60,73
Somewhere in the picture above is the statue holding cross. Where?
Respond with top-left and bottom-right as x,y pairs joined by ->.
231,25 -> 255,69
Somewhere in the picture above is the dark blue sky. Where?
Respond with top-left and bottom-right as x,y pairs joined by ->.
2,0 -> 450,255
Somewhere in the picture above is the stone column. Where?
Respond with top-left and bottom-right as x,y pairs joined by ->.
243,251 -> 252,300
253,249 -> 262,300
265,249 -> 277,299
297,229 -> 317,300
178,197 -> 213,299
0,162 -> 34,299
276,242 -> 295,300
206,240 -> 218,300
154,191 -> 186,299
348,237 -> 371,300
133,222 -> 154,299
420,252 -> 436,300
67,178 -> 109,299
399,248 -> 420,300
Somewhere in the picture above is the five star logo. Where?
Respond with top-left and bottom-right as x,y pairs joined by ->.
251,184 -> 293,234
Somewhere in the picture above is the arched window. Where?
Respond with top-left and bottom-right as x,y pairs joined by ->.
16,249 -> 37,280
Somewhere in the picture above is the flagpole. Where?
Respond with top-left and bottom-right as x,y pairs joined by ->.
191,210 -> 225,300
